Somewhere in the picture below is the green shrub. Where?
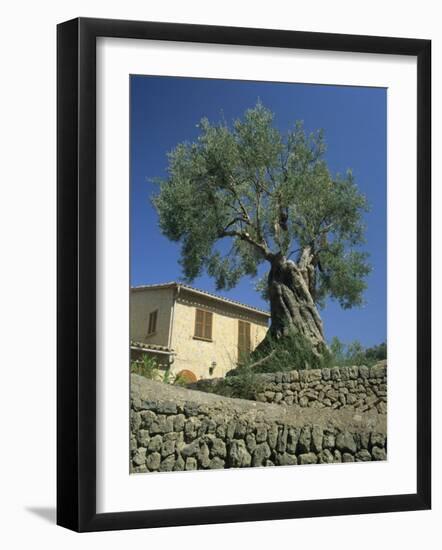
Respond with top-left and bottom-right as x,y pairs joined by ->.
196,368 -> 263,400
131,355 -> 161,380
131,355 -> 187,385
228,330 -> 333,377
329,337 -> 387,367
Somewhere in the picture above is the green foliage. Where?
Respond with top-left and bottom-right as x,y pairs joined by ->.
172,372 -> 189,386
194,368 -> 263,400
130,355 -> 187,385
231,330 -> 333,375
329,337 -> 387,367
329,336 -> 345,364
195,337 -> 387,400
153,101 -> 370,309
130,355 -> 160,380
365,341 -> 387,362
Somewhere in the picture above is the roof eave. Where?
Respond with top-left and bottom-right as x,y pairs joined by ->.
131,282 -> 270,318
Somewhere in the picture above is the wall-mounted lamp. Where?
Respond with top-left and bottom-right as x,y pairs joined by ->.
209,361 -> 217,376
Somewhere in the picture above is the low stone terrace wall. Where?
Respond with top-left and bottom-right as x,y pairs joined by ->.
190,363 -> 387,415
130,373 -> 387,473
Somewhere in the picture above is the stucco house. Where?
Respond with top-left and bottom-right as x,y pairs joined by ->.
130,282 -> 269,380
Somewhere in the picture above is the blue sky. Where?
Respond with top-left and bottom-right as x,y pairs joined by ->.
130,75 -> 386,347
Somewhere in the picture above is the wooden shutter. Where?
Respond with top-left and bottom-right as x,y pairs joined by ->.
204,311 -> 213,340
148,310 -> 157,335
194,309 -> 213,340
238,320 -> 251,360
194,309 -> 204,338
245,322 -> 251,354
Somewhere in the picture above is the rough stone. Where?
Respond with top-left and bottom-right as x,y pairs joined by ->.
359,432 -> 370,450
174,455 -> 185,471
342,453 -> 355,462
298,453 -> 318,465
130,411 -> 142,432
229,440 -> 252,468
252,443 -> 271,466
184,402 -> 200,417
132,447 -> 146,466
287,427 -> 300,454
130,374 -> 387,473
370,363 -> 387,379
359,366 -> 370,379
267,424 -> 278,449
161,438 -> 176,457
197,442 -> 211,468
277,425 -> 289,453
371,446 -> 387,461
139,410 -> 156,429
275,452 -> 297,466
137,429 -> 150,447
146,452 -> 161,471
132,464 -> 148,473
355,449 -> 372,461
150,415 -> 174,434
157,401 -> 177,415
181,440 -> 200,458
216,422 -> 226,439
370,432 -> 386,448
318,449 -> 334,463
234,419 -> 248,438
211,437 -> 227,458
185,457 -> 197,470
159,455 -> 175,471
147,434 -> 163,452
336,431 -> 357,454
245,433 -> 257,453
298,426 -> 312,453
323,430 -> 336,449
333,450 -> 342,462
331,367 -> 341,381
209,457 -> 225,469
322,368 -> 331,381
299,396 -> 309,408
226,420 -> 236,439
311,425 -> 323,453
255,424 -> 267,443
173,414 -> 186,432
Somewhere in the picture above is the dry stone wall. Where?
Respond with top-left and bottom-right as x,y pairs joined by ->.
191,363 -> 387,414
130,373 -> 387,473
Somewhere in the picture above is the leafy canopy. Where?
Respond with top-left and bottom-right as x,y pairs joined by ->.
153,102 -> 370,309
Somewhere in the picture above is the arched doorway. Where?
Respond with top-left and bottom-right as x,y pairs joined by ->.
176,369 -> 198,383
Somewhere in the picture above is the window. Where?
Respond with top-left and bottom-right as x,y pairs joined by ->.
194,309 -> 213,340
147,310 -> 158,335
238,320 -> 251,360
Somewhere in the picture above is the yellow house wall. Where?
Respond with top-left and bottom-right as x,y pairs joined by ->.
170,291 -> 268,380
130,288 -> 173,348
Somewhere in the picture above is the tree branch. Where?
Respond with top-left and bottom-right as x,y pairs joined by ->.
219,228 -> 273,261
227,176 -> 252,224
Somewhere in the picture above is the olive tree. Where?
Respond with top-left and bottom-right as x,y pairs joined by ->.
153,103 -> 370,359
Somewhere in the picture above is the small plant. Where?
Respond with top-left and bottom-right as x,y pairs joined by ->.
161,368 -> 173,384
131,354 -> 161,380
329,338 -> 387,367
229,330 -> 333,377
192,365 -> 264,400
173,372 -> 190,386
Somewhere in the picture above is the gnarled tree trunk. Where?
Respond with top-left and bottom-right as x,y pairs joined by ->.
255,249 -> 326,359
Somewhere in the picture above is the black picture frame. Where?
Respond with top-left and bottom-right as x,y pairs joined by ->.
57,17 -> 431,532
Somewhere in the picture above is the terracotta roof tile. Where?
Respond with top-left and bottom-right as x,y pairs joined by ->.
131,282 -> 270,317
130,340 -> 175,353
